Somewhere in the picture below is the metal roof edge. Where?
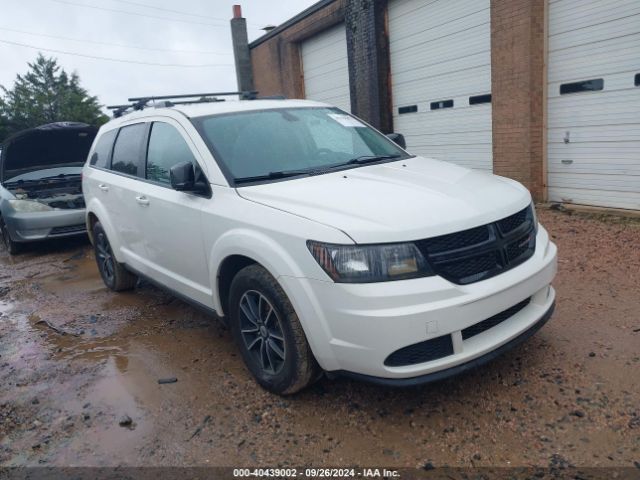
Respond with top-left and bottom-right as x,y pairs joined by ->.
248,0 -> 336,49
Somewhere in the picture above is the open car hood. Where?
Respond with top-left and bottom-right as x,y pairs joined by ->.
1,122 -> 97,182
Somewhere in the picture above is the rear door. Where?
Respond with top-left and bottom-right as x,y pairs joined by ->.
98,122 -> 150,269
132,119 -> 212,306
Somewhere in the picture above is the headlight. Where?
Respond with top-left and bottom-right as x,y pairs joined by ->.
307,240 -> 433,283
8,199 -> 54,213
530,201 -> 538,233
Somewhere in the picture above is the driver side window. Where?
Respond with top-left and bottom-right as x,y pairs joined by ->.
146,122 -> 197,185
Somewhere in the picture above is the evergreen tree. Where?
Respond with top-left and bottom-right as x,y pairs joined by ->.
0,54 -> 108,142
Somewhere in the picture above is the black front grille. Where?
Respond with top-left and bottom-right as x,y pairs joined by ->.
497,208 -> 528,234
425,225 -> 490,254
417,205 -> 536,285
462,298 -> 531,340
50,224 -> 86,235
384,334 -> 454,367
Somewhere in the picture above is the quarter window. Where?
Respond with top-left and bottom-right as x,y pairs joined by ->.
111,124 -> 146,176
635,73 -> 639,86
430,100 -> 453,110
559,78 -> 603,95
90,129 -> 117,168
146,122 -> 197,184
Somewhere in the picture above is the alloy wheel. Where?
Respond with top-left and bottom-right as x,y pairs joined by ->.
238,290 -> 286,375
96,232 -> 115,285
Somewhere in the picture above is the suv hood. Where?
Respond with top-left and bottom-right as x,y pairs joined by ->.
237,156 -> 532,244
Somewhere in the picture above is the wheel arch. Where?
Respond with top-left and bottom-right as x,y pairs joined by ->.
217,254 -> 258,318
84,202 -> 124,262
210,229 -> 310,317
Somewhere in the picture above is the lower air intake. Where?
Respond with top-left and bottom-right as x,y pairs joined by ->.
384,334 -> 454,367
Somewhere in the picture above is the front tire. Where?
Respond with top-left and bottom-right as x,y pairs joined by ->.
0,216 -> 21,255
92,221 -> 137,291
229,264 -> 319,395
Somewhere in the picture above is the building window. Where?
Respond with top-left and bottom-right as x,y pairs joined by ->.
430,100 -> 453,110
635,73 -> 640,86
560,78 -> 603,95
398,105 -> 418,115
469,94 -> 491,105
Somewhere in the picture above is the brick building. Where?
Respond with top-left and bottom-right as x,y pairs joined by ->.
243,0 -> 639,210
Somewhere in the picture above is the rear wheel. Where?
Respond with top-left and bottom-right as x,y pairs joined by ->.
92,221 -> 137,291
229,264 -> 319,395
0,216 -> 21,255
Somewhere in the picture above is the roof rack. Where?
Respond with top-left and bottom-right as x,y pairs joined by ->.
106,91 -> 259,118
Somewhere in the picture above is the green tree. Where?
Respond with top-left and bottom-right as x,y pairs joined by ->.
0,54 -> 108,142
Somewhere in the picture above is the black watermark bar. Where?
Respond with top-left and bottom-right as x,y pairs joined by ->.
1,467 -> 640,480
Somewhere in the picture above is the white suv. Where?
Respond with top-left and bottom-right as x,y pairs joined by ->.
83,96 -> 557,395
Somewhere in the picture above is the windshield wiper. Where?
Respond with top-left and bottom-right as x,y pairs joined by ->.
233,155 -> 404,184
3,179 -> 42,188
234,169 -> 314,184
346,154 -> 402,165
42,173 -> 81,179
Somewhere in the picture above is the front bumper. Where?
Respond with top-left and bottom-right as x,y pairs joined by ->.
334,300 -> 555,387
3,209 -> 87,242
279,225 -> 557,379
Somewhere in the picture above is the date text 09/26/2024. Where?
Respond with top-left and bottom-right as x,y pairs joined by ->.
233,468 -> 400,478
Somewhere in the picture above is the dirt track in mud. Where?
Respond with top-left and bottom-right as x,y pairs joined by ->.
0,209 -> 639,468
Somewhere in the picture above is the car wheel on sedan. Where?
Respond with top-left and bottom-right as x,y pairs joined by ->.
92,221 -> 137,292
0,216 -> 21,255
229,264 -> 319,395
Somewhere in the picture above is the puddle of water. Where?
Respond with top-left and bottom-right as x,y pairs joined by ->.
38,252 -> 106,296
43,355 -> 153,466
0,298 -> 14,316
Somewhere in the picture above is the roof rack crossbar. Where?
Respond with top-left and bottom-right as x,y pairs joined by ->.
107,91 -> 261,118
127,91 -> 257,102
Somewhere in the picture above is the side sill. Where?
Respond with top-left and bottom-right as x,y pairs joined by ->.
124,265 -> 225,325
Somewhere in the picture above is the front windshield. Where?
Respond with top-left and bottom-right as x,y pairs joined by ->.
193,107 -> 409,184
3,166 -> 82,184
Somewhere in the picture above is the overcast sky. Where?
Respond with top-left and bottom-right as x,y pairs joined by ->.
0,0 -> 318,110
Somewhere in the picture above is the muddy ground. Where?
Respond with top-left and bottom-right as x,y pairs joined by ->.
0,208 -> 639,469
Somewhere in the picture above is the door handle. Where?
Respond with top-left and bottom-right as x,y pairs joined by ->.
98,184 -> 109,192
135,195 -> 150,206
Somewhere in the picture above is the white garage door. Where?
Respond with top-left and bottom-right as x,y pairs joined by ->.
548,0 -> 640,210
388,0 -> 492,171
301,23 -> 351,112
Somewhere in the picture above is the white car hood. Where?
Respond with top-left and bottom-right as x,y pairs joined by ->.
237,156 -> 532,244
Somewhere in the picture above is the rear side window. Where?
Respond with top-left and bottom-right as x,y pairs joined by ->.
146,122 -> 197,184
111,124 -> 146,176
89,129 -> 117,168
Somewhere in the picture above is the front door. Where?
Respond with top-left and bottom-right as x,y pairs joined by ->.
132,120 -> 212,307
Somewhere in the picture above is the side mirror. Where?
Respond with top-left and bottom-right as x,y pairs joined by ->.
170,161 -> 195,191
386,133 -> 406,149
